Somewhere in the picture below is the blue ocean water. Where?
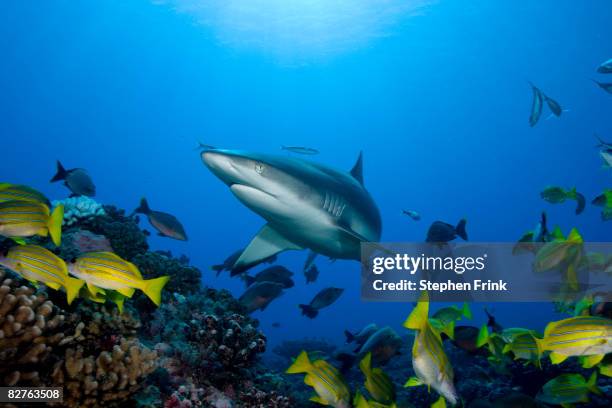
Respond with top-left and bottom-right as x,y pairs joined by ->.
1,0 -> 611,355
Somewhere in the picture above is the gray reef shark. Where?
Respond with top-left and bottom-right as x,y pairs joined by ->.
201,149 -> 381,273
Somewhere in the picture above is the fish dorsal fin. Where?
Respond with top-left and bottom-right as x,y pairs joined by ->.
350,151 -> 364,186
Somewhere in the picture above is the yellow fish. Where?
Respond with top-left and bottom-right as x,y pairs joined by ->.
536,372 -> 601,407
359,352 -> 396,404
0,244 -> 83,304
286,351 -> 351,408
502,331 -> 541,368
0,200 -> 63,245
0,183 -> 49,205
535,316 -> 612,365
69,251 -> 169,306
403,291 -> 458,405
353,391 -> 397,408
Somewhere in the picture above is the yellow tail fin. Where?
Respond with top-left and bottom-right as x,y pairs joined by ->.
476,325 -> 489,348
462,302 -> 472,319
286,350 -> 313,374
142,275 -> 170,306
48,204 -> 64,246
359,352 -> 372,376
64,276 -> 85,305
404,291 -> 429,330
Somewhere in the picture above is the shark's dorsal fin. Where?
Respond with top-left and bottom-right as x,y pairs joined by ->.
350,151 -> 364,185
232,224 -> 302,273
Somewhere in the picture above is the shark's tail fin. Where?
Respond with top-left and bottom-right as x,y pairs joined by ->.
299,304 -> 318,319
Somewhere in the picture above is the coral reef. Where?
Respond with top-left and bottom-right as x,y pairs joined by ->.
0,269 -> 66,386
53,196 -> 106,227
132,251 -> 202,295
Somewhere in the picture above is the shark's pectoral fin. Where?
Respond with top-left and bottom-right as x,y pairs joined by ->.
338,224 -> 395,257
232,224 -> 302,274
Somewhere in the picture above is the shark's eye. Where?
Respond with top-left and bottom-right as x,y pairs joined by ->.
254,162 -> 265,175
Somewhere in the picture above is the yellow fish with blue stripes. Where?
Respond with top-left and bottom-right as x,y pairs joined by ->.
359,352 -> 396,404
536,372 -> 601,407
0,183 -> 49,205
535,315 -> 612,365
502,331 -> 541,368
0,244 -> 83,304
403,291 -> 458,405
0,200 -> 63,245
286,350 -> 351,408
69,251 -> 169,306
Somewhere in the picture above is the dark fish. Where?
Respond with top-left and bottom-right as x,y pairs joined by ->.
210,248 -> 277,276
447,325 -> 481,353
356,326 -> 402,366
402,209 -> 421,221
543,94 -> 562,117
304,264 -> 319,284
50,160 -> 96,197
426,219 -> 468,243
134,198 -> 187,241
239,281 -> 284,313
597,58 -> 612,74
592,79 -> 612,94
281,145 -> 319,155
485,308 -> 503,333
299,287 -> 344,318
528,82 -> 544,127
345,323 -> 379,347
242,265 -> 294,288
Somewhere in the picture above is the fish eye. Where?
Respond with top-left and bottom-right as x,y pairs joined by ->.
254,162 -> 265,175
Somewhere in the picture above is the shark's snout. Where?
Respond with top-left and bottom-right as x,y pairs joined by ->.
202,150 -> 242,185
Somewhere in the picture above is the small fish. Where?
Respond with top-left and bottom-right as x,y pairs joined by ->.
528,82 -> 544,127
286,351 -> 351,408
535,315 -> 612,365
402,209 -> 421,221
210,248 -> 277,276
304,264 -> 319,284
534,228 -> 583,273
0,200 -> 64,246
239,281 -> 284,313
193,141 -> 215,151
426,219 -> 467,243
513,212 -> 551,255
134,198 -> 187,241
242,265 -> 294,288
592,189 -> 612,208
485,308 -> 503,333
69,251 -> 169,306
0,245 -> 84,304
536,372 -> 602,407
359,352 -> 396,404
543,94 -> 563,117
403,292 -> 458,405
446,325 -> 480,353
597,58 -> 612,74
476,325 -> 512,371
540,186 -> 585,214
299,287 -> 344,318
502,331 -> 540,367
357,326 -> 402,366
281,145 -> 319,155
600,149 -> 612,168
430,303 -> 472,339
50,160 -> 96,197
0,183 -> 50,206
345,323 -> 379,347
592,79 -> 612,94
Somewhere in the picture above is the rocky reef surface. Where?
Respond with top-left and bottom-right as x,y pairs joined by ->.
0,203 -> 291,407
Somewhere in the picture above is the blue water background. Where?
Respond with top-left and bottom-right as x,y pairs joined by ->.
1,1 -> 611,351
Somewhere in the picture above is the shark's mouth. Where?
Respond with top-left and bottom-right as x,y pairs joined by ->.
230,184 -> 278,204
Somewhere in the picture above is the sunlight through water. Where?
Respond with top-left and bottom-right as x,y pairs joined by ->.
153,0 -> 433,63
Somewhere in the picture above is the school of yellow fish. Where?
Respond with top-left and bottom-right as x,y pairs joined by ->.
0,182 -> 169,311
